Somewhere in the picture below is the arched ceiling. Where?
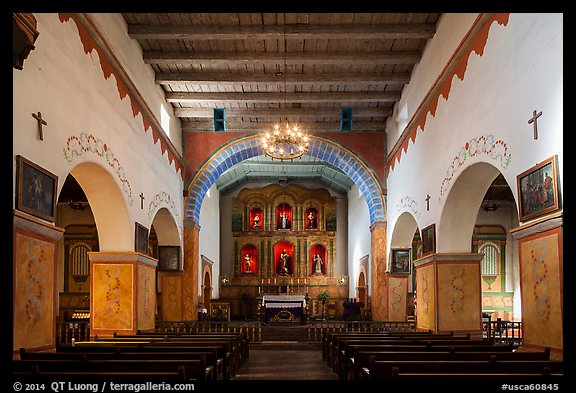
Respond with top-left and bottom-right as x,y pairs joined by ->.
214,154 -> 355,195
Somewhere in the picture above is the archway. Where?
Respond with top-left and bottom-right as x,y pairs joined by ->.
185,134 -> 385,226
438,162 -> 501,253
356,270 -> 367,311
68,162 -> 132,251
202,269 -> 212,319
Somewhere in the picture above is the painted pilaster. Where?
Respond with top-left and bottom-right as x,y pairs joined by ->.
370,221 -> 388,321
89,251 -> 157,337
386,273 -> 409,321
414,253 -> 483,335
183,219 -> 200,320
13,211 -> 64,352
511,213 -> 563,359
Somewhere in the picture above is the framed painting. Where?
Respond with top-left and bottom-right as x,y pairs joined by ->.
517,155 -> 561,222
135,222 -> 149,254
421,223 -> 436,256
391,249 -> 411,274
15,155 -> 58,222
158,246 -> 181,271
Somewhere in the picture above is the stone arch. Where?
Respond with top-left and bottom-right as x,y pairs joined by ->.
389,211 -> 419,270
150,207 -> 182,267
185,134 -> 385,225
437,162 -> 503,253
68,161 -> 131,251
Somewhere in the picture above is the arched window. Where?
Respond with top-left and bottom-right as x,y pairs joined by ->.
479,242 -> 499,276
70,242 -> 90,290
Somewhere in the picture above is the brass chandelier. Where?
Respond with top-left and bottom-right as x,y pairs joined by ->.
261,123 -> 309,160
260,17 -> 309,161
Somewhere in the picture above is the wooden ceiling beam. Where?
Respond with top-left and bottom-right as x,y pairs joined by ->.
174,107 -> 393,118
166,91 -> 400,103
181,120 -> 387,132
155,71 -> 411,85
129,23 -> 436,41
144,50 -> 422,65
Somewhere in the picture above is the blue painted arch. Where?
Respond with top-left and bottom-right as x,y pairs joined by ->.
185,134 -> 386,225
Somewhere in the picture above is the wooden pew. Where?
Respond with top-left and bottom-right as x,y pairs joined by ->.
334,338 -> 503,373
365,358 -> 564,381
348,347 -> 551,380
13,368 -> 187,381
20,347 -> 225,381
13,358 -> 211,380
321,330 -> 443,360
325,332 -> 470,364
56,341 -> 234,380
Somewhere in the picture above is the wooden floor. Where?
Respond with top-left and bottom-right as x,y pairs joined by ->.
232,343 -> 338,380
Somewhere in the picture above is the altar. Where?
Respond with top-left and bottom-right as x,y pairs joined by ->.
262,294 -> 306,325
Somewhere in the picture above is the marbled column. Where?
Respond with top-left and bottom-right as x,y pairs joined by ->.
161,274 -> 183,321
13,211 -> 64,352
89,251 -> 157,337
512,216 -> 563,358
370,221 -> 388,321
386,273 -> 408,321
183,220 -> 200,320
414,253 -> 483,335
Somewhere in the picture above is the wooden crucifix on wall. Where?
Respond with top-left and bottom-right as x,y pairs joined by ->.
32,112 -> 47,140
425,194 -> 431,211
527,109 -> 542,140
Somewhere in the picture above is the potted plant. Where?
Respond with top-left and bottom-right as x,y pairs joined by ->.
317,291 -> 331,320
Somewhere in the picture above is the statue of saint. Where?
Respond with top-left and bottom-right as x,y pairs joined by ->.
278,249 -> 290,275
307,211 -> 317,229
253,213 -> 260,228
313,254 -> 323,274
280,212 -> 290,229
244,254 -> 252,273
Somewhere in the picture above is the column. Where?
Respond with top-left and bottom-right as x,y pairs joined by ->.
13,210 -> 64,351
385,273 -> 409,321
414,253 -> 483,335
183,219 -> 200,321
89,251 -> 157,337
370,221 -> 388,321
511,215 -> 563,357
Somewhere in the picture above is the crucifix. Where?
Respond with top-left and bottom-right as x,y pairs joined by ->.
32,112 -> 47,140
527,109 -> 542,140
139,192 -> 145,209
425,194 -> 431,211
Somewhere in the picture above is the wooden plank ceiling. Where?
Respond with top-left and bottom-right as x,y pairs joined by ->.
121,13 -> 441,133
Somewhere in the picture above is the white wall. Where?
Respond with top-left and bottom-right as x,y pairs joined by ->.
347,184 -> 371,298
13,13 -> 184,251
199,184 -> 220,299
386,13 -> 563,256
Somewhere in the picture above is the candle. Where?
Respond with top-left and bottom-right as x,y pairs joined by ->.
297,278 -> 300,285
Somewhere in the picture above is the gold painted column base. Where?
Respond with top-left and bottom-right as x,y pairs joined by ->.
89,252 -> 157,337
414,253 -> 483,335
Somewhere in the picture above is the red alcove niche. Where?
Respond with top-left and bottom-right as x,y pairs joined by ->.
274,240 -> 294,275
305,207 -> 318,230
250,208 -> 263,229
241,244 -> 258,275
310,244 -> 327,275
276,203 -> 292,230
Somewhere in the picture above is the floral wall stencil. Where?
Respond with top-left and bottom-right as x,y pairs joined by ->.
63,132 -> 134,205
439,135 -> 511,202
396,196 -> 420,219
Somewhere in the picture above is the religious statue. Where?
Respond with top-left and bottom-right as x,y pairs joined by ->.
313,254 -> 323,275
280,212 -> 290,229
278,249 -> 290,275
253,213 -> 260,228
307,211 -> 317,229
244,254 -> 253,273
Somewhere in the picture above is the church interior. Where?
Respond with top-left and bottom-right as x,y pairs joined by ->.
11,12 -> 565,384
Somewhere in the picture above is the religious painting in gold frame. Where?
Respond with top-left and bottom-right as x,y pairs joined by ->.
15,155 -> 58,222
421,223 -> 436,256
516,155 -> 561,222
